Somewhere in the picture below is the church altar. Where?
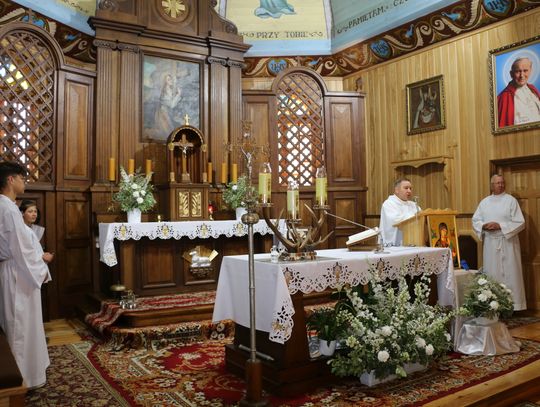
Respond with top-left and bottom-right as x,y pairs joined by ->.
213,246 -> 454,395
213,246 -> 454,344
97,220 -> 286,298
98,220 -> 285,267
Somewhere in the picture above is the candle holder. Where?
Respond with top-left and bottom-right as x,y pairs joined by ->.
107,180 -> 116,212
260,204 -> 333,262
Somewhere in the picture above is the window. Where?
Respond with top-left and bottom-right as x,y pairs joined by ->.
0,30 -> 55,184
276,71 -> 324,186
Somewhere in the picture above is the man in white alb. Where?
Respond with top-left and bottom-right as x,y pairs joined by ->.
472,174 -> 526,310
497,57 -> 540,127
0,161 -> 52,389
379,178 -> 420,246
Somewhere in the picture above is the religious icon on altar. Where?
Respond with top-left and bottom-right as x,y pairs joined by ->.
406,75 -> 446,135
167,117 -> 206,184
142,55 -> 200,142
427,214 -> 460,268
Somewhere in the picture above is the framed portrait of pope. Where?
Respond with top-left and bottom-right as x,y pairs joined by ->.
489,35 -> 540,134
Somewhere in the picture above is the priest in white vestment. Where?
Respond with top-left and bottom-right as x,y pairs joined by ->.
379,178 -> 420,246
0,162 -> 52,388
472,174 -> 526,310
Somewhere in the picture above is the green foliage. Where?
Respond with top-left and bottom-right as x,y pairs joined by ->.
460,274 -> 514,319
328,274 -> 454,380
113,166 -> 156,212
306,306 -> 345,345
222,175 -> 255,209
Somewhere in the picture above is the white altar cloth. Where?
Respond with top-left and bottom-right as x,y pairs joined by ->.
99,220 -> 285,267
213,247 -> 454,344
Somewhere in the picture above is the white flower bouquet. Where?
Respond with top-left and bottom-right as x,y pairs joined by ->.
114,166 -> 156,212
222,175 -> 255,209
460,274 -> 513,320
329,274 -> 453,380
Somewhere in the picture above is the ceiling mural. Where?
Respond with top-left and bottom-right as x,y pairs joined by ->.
225,0 -> 331,56
243,0 -> 540,77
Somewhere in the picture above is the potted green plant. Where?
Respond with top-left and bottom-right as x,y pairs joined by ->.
114,166 -> 156,223
222,175 -> 256,219
307,307 -> 343,356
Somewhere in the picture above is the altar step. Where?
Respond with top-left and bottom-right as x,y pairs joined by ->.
82,290 -> 334,348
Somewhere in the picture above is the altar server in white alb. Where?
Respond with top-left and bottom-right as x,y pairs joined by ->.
0,161 -> 53,388
379,178 -> 420,246
472,174 -> 526,310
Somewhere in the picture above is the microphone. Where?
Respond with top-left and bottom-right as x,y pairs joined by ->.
413,196 -> 420,216
324,211 -> 380,246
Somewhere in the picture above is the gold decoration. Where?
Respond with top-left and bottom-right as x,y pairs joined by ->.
178,191 -> 190,217
191,191 -> 202,217
161,0 -> 186,19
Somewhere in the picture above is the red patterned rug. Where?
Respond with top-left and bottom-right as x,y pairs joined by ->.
76,336 -> 540,406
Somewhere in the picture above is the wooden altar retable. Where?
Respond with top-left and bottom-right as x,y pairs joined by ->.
213,247 -> 453,396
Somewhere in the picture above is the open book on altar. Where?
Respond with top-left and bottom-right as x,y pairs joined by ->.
346,227 -> 379,247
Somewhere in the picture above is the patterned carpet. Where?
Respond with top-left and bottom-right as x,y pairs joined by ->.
26,322 -> 540,406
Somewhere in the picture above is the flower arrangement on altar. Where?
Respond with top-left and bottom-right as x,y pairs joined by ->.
114,166 -> 156,212
328,274 -> 453,380
222,175 -> 255,210
460,274 -> 514,320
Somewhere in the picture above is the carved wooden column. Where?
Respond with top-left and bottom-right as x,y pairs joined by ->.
94,39 -> 119,184
228,59 -> 244,167
118,42 -> 140,169
208,56 -> 229,183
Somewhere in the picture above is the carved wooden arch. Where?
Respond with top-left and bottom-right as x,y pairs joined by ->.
270,66 -> 328,96
270,66 -> 327,187
0,21 -> 67,70
0,21 -> 69,186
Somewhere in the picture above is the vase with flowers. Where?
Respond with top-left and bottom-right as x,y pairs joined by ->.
459,274 -> 514,324
329,273 -> 453,386
222,175 -> 256,220
114,166 -> 156,223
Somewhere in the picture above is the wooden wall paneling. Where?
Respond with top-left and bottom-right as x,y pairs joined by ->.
94,41 -> 120,184
57,72 -> 94,186
242,92 -> 272,181
228,60 -> 244,163
332,192 -> 361,248
119,44 -> 140,171
56,192 -> 93,315
343,8 -> 540,218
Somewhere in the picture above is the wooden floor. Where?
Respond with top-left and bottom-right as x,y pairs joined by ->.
44,312 -> 540,407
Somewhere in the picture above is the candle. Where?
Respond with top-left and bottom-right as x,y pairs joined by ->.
231,163 -> 238,184
207,162 -> 213,183
221,162 -> 228,184
145,159 -> 152,176
128,158 -> 135,175
202,172 -> 208,183
258,162 -> 272,204
108,157 -> 115,182
169,171 -> 176,182
315,166 -> 327,206
287,179 -> 299,219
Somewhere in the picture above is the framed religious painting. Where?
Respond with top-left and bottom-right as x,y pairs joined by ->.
142,54 -> 201,142
406,75 -> 446,135
489,35 -> 540,134
427,214 -> 460,268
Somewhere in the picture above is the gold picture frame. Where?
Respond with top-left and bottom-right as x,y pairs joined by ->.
427,214 -> 460,268
406,75 -> 446,135
489,35 -> 540,134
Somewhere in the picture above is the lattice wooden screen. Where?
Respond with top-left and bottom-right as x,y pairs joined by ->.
276,72 -> 324,186
0,30 -> 55,184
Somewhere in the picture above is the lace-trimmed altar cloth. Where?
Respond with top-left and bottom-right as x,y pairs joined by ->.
98,220 -> 286,267
213,247 -> 454,344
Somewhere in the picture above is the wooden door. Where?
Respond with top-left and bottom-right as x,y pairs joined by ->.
497,160 -> 540,310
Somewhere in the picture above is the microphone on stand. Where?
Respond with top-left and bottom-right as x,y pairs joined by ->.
324,211 -> 382,250
413,196 -> 420,219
